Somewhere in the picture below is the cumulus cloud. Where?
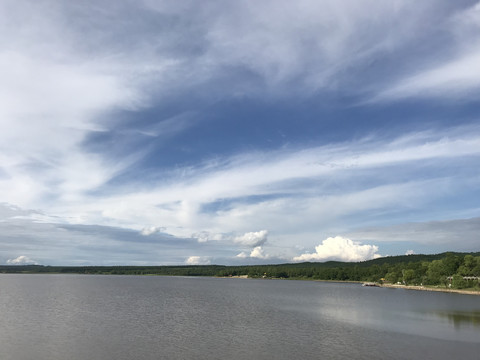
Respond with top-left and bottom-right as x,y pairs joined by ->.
140,226 -> 166,236
185,256 -> 211,265
234,230 -> 268,247
405,250 -> 416,255
236,246 -> 270,259
6,255 -> 38,265
250,246 -> 270,259
293,236 -> 381,262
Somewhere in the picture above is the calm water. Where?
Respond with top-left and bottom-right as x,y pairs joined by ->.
0,275 -> 479,360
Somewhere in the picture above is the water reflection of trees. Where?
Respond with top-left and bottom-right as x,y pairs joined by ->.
433,311 -> 480,328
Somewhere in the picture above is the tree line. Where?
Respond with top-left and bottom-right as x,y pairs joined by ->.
1,252 -> 479,289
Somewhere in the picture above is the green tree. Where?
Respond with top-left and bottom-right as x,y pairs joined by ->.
473,256 -> 480,276
451,274 -> 467,289
403,269 -> 416,285
384,271 -> 400,284
464,255 -> 475,270
426,260 -> 447,285
443,253 -> 461,275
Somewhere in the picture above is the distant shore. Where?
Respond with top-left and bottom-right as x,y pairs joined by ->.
381,283 -> 480,296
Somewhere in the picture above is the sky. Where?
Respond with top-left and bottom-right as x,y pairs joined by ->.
1,0 -> 480,266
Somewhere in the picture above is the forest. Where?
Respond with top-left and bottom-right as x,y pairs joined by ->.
1,252 -> 479,290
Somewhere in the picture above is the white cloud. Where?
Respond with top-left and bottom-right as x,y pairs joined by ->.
234,230 -> 268,247
191,231 -> 227,243
373,2 -> 480,102
405,250 -> 416,255
6,255 -> 38,265
192,232 -> 212,243
0,2 -> 479,264
0,1 -> 478,230
0,203 -> 215,266
293,236 -> 381,262
198,0 -> 436,96
185,256 -> 211,265
47,126 -> 480,247
0,20 -> 143,208
236,246 -> 270,259
250,246 -> 270,259
140,226 -> 166,236
375,51 -> 480,101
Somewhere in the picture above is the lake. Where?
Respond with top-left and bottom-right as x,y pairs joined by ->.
0,274 -> 478,359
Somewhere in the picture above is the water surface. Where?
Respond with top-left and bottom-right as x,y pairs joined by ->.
0,274 -> 478,359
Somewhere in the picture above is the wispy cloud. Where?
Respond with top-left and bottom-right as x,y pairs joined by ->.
2,122 -> 479,264
373,51 -> 480,101
1,1 -> 479,264
372,2 -> 480,102
29,125 -> 479,259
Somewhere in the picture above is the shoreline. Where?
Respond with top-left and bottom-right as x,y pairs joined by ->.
220,277 -> 480,295
380,283 -> 480,296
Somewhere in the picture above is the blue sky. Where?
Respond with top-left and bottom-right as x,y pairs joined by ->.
1,0 -> 480,265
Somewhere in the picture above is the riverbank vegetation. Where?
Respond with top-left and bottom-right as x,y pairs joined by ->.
1,252 -> 479,290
